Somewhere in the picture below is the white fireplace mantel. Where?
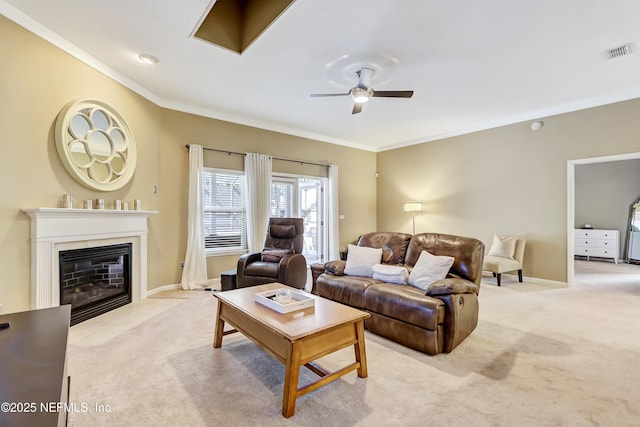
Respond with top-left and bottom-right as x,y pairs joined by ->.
23,208 -> 158,310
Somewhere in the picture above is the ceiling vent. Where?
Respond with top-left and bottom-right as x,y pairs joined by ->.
607,43 -> 633,59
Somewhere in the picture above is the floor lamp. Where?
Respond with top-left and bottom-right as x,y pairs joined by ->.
403,202 -> 423,235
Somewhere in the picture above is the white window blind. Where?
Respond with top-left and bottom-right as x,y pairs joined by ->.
203,168 -> 246,251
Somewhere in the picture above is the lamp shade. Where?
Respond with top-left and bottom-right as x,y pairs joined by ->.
403,202 -> 423,212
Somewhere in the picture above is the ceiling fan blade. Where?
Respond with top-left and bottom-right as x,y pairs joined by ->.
310,93 -> 349,97
357,67 -> 375,88
372,90 -> 414,98
352,103 -> 363,114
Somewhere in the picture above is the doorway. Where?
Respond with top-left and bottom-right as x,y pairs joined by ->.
271,175 -> 327,264
567,152 -> 640,287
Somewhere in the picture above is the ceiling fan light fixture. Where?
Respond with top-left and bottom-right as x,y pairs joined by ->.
310,67 -> 413,114
351,87 -> 372,103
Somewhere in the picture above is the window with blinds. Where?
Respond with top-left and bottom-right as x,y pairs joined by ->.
203,168 -> 246,251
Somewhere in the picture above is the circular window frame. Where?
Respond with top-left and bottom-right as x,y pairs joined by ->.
55,99 -> 137,192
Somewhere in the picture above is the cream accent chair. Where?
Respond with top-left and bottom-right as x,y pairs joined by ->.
483,235 -> 526,286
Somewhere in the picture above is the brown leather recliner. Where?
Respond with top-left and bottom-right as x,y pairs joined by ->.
315,232 -> 484,355
237,218 -> 308,289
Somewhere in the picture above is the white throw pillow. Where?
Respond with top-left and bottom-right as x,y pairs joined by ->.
372,263 -> 409,284
487,234 -> 517,259
344,244 -> 383,277
408,250 -> 455,290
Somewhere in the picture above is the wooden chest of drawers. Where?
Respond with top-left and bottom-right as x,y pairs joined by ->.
574,229 -> 619,264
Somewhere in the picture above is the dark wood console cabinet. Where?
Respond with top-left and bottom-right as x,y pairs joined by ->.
0,305 -> 71,426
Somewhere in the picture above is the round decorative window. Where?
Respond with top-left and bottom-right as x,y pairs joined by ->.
55,99 -> 137,191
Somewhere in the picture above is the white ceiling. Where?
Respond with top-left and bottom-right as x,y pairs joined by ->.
3,0 -> 640,152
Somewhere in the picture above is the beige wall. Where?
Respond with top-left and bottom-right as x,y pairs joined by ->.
158,110 -> 377,279
377,100 -> 640,282
0,16 -> 376,313
0,15 -> 162,312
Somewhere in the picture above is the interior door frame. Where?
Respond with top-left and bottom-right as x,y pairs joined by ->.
566,151 -> 640,287
298,176 -> 325,263
272,172 -> 328,263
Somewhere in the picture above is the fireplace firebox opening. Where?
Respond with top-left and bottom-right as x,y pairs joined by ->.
59,243 -> 132,325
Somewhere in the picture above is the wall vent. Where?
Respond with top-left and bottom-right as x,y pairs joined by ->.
607,43 -> 633,59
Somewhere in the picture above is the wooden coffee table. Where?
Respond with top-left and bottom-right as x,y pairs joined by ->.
213,282 -> 370,418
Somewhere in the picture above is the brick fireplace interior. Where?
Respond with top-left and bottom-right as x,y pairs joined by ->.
59,243 -> 132,325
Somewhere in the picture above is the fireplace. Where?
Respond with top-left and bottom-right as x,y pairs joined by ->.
59,243 -> 132,325
23,208 -> 156,312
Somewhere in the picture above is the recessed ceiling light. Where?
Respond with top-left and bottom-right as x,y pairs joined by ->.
138,53 -> 159,65
530,121 -> 543,131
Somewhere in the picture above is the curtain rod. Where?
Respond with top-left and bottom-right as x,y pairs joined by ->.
185,144 -> 329,168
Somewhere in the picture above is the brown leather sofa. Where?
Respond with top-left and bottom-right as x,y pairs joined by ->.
313,232 -> 484,355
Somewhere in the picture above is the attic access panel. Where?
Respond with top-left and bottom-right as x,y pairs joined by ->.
194,0 -> 294,54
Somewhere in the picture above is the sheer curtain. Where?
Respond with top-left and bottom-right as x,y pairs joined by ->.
181,144 -> 208,290
328,164 -> 340,260
245,153 -> 272,253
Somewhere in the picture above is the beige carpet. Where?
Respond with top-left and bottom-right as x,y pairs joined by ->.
67,273 -> 640,426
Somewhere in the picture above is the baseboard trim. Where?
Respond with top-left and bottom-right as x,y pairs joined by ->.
207,278 -> 221,291
147,278 -> 222,295
147,283 -> 181,296
522,275 -> 567,287
482,271 -> 566,287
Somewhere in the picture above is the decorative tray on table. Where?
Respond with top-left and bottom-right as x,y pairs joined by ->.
254,288 -> 315,314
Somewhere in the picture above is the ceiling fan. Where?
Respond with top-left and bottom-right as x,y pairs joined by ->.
310,66 -> 413,114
